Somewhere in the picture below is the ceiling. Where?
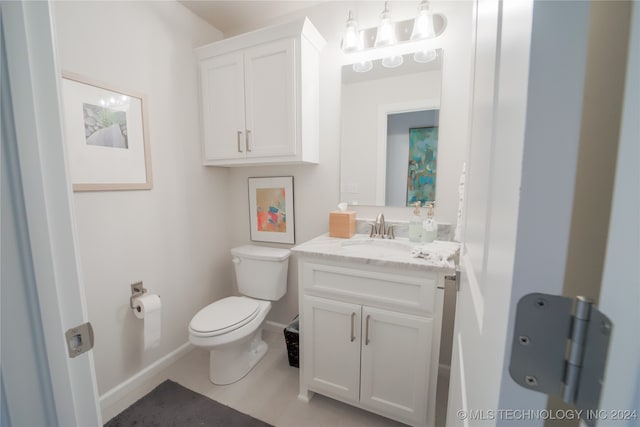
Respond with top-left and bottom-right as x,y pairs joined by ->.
178,1 -> 324,36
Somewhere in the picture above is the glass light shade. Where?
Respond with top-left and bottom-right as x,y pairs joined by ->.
353,61 -> 373,73
374,3 -> 396,48
382,55 -> 403,68
410,1 -> 436,40
414,49 -> 438,63
341,11 -> 359,53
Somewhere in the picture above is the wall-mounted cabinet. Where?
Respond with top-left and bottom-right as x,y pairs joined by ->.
196,18 -> 325,167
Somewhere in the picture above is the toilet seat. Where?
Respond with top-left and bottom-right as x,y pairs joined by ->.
189,296 -> 260,337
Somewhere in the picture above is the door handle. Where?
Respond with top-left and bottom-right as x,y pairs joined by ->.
245,129 -> 252,152
365,315 -> 371,345
350,312 -> 356,342
237,131 -> 244,153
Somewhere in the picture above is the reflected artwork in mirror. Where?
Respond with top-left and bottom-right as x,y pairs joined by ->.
406,126 -> 438,206
386,110 -> 439,206
340,50 -> 443,207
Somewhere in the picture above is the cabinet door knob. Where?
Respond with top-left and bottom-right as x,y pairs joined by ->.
246,129 -> 252,152
365,314 -> 371,345
237,131 -> 244,153
350,312 -> 356,342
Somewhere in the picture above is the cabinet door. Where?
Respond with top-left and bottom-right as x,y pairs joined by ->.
302,296 -> 361,402
244,39 -> 296,158
200,51 -> 246,162
360,306 -> 432,425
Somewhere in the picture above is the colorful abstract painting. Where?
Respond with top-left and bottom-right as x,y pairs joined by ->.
248,177 -> 295,244
256,187 -> 287,233
406,127 -> 438,206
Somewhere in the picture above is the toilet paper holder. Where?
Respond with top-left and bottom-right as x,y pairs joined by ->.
130,282 -> 147,310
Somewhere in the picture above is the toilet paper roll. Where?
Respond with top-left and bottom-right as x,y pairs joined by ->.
133,294 -> 161,349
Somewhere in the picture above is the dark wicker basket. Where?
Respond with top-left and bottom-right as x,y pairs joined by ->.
283,315 -> 299,368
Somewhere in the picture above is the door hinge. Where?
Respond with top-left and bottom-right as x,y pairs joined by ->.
65,322 -> 94,358
509,293 -> 612,427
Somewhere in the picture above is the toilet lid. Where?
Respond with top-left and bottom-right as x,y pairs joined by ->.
190,296 -> 260,335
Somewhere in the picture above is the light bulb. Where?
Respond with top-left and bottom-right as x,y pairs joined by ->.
374,2 -> 396,48
411,0 -> 436,40
414,49 -> 437,63
353,61 -> 373,73
342,11 -> 359,53
382,55 -> 403,68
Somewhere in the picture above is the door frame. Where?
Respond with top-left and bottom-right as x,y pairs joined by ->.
1,1 -> 101,425
597,0 -> 640,416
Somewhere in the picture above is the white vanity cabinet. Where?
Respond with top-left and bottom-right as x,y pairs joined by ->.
297,256 -> 445,427
195,18 -> 324,167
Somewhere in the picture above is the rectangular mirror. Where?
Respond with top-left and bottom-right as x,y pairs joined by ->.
340,49 -> 443,207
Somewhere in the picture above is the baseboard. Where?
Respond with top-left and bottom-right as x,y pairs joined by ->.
99,342 -> 193,410
263,320 -> 287,334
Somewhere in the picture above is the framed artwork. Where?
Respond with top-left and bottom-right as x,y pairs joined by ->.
248,176 -> 295,244
61,71 -> 153,191
406,126 -> 438,206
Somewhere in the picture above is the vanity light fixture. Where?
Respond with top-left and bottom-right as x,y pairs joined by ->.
352,29 -> 373,72
374,2 -> 396,48
341,10 -> 359,53
374,2 -> 404,68
341,0 -> 443,71
341,10 -> 372,72
410,0 -> 436,40
411,0 -> 438,64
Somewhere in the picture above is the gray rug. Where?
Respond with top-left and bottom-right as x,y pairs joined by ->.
105,380 -> 273,427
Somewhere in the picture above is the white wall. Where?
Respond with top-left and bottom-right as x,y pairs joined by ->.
53,1 -> 226,395
224,1 -> 473,326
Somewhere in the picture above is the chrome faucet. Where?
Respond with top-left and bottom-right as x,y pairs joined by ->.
370,213 -> 395,239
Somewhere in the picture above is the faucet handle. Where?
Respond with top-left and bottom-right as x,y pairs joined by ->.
369,222 -> 377,238
387,225 -> 395,239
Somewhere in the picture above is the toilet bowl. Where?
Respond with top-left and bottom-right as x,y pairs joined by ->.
188,245 -> 290,385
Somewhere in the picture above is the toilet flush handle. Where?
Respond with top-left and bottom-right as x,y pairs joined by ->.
232,257 -> 241,264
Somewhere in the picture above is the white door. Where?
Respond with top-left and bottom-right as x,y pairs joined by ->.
1,1 -> 101,426
360,306 -> 432,426
447,1 -> 638,426
200,51 -> 246,161
302,296 -> 361,402
244,38 -> 296,158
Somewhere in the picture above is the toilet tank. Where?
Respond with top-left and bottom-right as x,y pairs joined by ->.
231,245 -> 290,301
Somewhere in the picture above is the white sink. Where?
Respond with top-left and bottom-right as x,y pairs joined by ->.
340,238 -> 414,258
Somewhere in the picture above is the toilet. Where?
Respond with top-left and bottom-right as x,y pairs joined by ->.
188,245 -> 290,385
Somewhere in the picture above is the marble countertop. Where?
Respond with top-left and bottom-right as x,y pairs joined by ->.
292,233 -> 459,273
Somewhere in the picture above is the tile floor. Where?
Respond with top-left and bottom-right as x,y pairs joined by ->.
102,330 -> 450,426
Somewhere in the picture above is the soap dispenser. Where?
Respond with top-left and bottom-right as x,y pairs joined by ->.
409,202 -> 422,242
422,203 -> 437,243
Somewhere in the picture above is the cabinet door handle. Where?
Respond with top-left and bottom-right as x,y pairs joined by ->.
350,312 -> 356,342
365,314 -> 371,345
237,131 -> 244,153
246,129 -> 252,152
